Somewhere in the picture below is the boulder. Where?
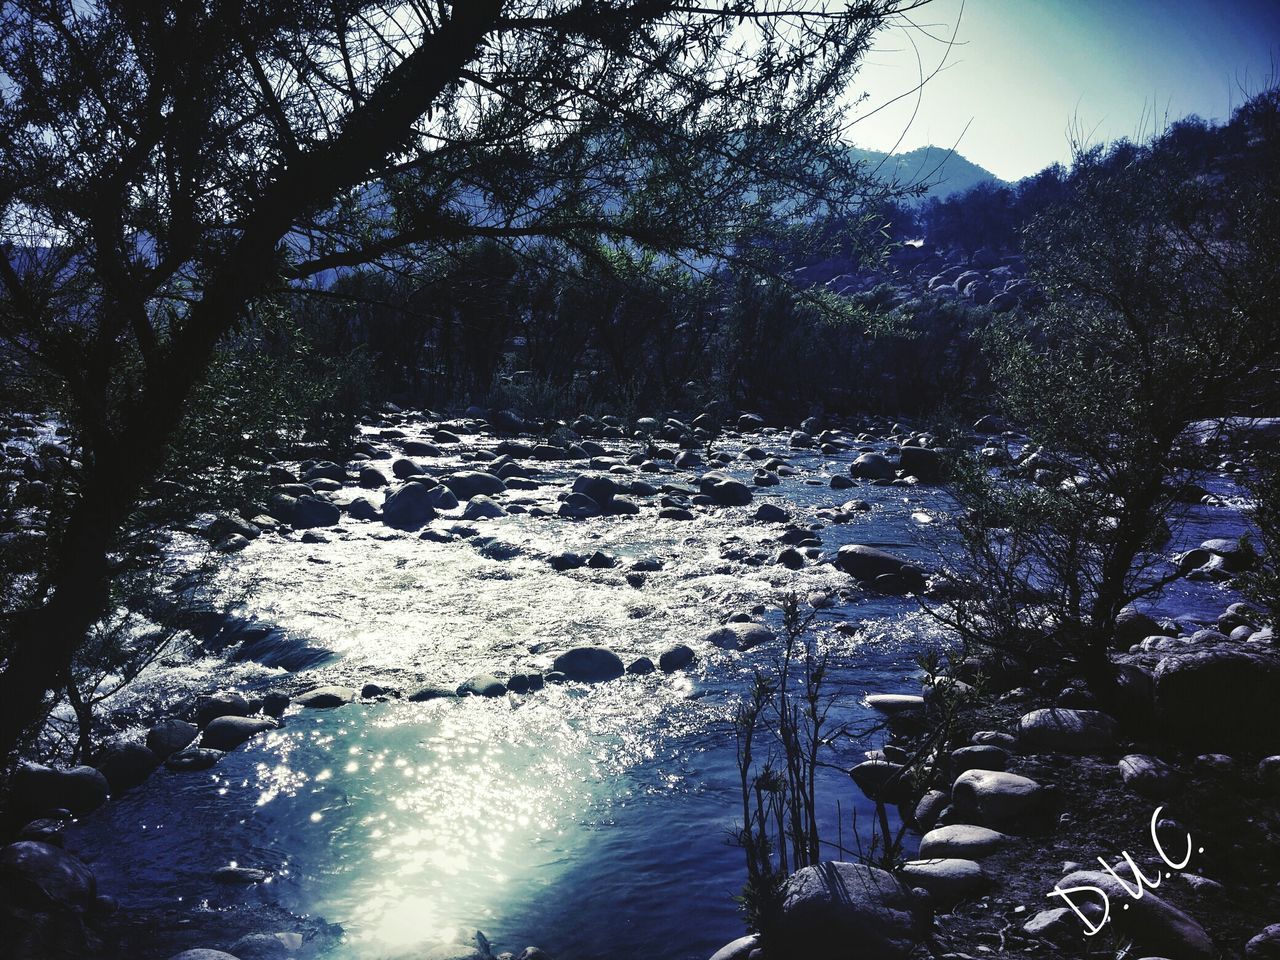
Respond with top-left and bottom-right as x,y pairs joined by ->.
292,494 -> 340,528
737,413 -> 765,431
294,685 -> 355,708
951,769 -> 1045,824
551,647 -> 625,683
1247,924 -> 1280,960
144,721 -> 198,768
703,622 -> 774,651
849,760 -> 912,804
1154,649 -> 1280,750
1118,754 -> 1179,799
918,824 -> 1009,860
10,762 -> 109,816
462,495 -> 505,520
913,790 -> 949,832
441,471 -> 507,500
950,744 -> 1010,773
201,716 -> 277,751
1018,708 -> 1117,754
834,545 -> 924,588
164,747 -> 222,771
659,645 -> 696,673
572,475 -> 618,510
850,453 -> 895,480
382,483 -> 438,529
195,691 -> 253,727
1056,868 -> 1214,959
0,840 -> 96,913
94,741 -> 160,794
753,503 -> 790,523
707,934 -> 760,960
407,684 -> 460,702
700,474 -> 753,506
899,446 -> 945,482
167,952 -> 240,960
776,862 -> 929,959
900,858 -> 987,901
865,694 -> 926,719
458,675 -> 507,697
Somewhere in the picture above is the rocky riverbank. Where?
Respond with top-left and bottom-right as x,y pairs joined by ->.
2,404 -> 1274,959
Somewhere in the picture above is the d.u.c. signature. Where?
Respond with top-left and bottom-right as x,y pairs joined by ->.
1049,806 -> 1202,935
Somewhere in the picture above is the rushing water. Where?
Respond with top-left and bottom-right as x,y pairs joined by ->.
64,423 -> 1252,960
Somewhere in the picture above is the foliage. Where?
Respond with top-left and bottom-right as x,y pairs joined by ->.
927,93 -> 1280,700
1241,449 -> 1280,626
0,1 -> 921,762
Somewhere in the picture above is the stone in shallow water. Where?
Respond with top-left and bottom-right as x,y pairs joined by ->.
551,647 -> 625,682
200,716 -> 277,752
146,719 -> 198,759
659,644 -> 695,673
457,674 -> 506,697
407,684 -> 460,702
212,865 -> 269,884
294,685 -> 355,708
165,747 -> 222,772
703,622 -> 774,651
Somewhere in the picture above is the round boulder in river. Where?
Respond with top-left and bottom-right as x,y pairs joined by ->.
551,647 -> 626,682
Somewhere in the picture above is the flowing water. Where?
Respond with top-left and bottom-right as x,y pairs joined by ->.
64,424 -> 1252,960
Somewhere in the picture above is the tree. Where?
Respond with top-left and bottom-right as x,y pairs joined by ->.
0,1 -> 922,762
928,96 -> 1280,705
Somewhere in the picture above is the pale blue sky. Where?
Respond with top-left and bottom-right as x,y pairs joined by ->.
849,0 -> 1280,180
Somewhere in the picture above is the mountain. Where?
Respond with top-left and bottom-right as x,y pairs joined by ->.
848,145 -> 1003,201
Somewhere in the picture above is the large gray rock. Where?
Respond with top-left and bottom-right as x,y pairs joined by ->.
195,691 -> 252,727
1154,649 -> 1280,750
865,694 -> 926,719
382,483 -> 438,529
462,495 -> 505,520
700,473 -> 753,506
457,675 -> 507,697
0,840 -> 96,913
899,446 -> 945,482
849,760 -> 912,804
1055,868 -> 1213,959
918,824 -> 1009,860
551,647 -> 625,682
201,716 -> 277,751
167,952 -> 242,960
901,858 -> 987,901
294,685 -> 355,708
850,452 -> 895,480
1018,708 -> 1117,754
441,471 -> 506,500
1247,924 -> 1280,959
776,861 -> 929,958
10,762 -> 109,816
292,494 -> 340,528
95,741 -> 160,794
146,718 -> 199,759
707,934 -> 759,960
951,769 -> 1045,824
1118,754 -> 1180,799
834,545 -> 924,587
703,622 -> 774,651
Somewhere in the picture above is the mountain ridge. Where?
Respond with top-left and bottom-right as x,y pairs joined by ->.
849,145 -> 1003,200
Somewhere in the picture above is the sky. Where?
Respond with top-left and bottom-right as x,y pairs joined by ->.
848,0 -> 1280,181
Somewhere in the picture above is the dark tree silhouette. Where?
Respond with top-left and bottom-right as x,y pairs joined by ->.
0,1 -> 925,761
